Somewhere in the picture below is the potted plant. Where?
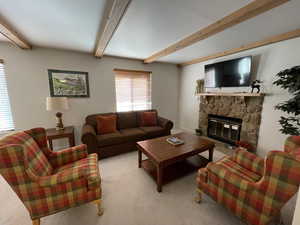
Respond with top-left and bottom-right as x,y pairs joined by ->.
273,66 -> 300,135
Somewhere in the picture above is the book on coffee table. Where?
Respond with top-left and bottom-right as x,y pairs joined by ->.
166,137 -> 184,146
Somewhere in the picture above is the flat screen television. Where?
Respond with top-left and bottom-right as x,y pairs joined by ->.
205,56 -> 252,88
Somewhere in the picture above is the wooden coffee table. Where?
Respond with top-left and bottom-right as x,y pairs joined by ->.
137,132 -> 215,192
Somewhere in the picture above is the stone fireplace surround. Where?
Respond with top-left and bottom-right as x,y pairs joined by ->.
198,95 -> 265,148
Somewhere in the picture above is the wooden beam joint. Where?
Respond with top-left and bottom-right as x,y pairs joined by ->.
0,16 -> 31,49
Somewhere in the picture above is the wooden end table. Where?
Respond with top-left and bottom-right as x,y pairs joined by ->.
46,126 -> 75,150
137,132 -> 215,192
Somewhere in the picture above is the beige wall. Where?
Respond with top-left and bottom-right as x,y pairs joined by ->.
0,42 -> 180,146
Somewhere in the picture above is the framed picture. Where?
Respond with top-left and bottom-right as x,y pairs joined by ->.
48,69 -> 90,97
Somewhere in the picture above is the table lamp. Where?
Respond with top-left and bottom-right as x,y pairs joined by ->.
46,97 -> 69,130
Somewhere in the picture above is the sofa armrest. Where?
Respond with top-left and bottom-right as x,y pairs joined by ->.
81,124 -> 98,154
158,116 -> 174,131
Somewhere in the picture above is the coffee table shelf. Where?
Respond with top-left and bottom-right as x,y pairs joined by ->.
141,155 -> 210,186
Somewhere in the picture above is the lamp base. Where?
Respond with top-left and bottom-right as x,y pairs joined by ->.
55,126 -> 65,131
56,112 -> 65,130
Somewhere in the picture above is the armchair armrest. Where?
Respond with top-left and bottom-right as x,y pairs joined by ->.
157,116 -> 174,131
207,163 -> 254,191
37,167 -> 86,187
231,148 -> 264,176
49,144 -> 88,168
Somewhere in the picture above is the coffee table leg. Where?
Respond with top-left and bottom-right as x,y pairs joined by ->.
157,165 -> 163,192
138,148 -> 142,168
209,147 -> 214,162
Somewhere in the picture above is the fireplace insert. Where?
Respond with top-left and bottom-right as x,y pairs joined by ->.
207,114 -> 242,145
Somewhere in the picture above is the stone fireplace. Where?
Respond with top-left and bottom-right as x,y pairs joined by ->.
207,114 -> 242,145
198,95 -> 265,148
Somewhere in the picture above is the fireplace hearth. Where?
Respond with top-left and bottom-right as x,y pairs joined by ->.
207,114 -> 242,145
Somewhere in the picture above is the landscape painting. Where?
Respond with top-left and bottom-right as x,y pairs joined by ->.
48,69 -> 90,97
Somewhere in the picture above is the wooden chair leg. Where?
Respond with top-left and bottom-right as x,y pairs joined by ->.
195,189 -> 202,203
32,219 -> 40,225
93,199 -> 104,216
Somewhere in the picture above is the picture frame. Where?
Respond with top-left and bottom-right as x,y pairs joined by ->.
48,69 -> 90,98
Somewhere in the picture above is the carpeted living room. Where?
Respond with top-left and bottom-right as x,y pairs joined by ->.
0,1 -> 300,225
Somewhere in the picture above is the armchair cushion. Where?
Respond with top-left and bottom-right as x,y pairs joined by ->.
39,153 -> 100,189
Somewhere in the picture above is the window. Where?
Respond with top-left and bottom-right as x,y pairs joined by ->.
114,69 -> 152,112
0,62 -> 14,132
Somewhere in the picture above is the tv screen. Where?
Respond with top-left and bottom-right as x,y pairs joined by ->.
205,56 -> 252,88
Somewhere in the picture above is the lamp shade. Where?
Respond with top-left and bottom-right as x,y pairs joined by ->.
46,97 -> 69,111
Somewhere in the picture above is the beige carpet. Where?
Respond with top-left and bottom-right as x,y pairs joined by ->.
0,147 -> 296,225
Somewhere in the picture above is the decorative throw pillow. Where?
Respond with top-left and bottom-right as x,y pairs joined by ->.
96,115 -> 117,134
140,112 -> 158,127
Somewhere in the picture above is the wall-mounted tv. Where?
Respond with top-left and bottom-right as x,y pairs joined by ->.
205,56 -> 252,88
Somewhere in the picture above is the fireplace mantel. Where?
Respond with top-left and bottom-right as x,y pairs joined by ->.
197,92 -> 264,97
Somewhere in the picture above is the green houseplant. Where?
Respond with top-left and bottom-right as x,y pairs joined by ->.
273,66 -> 300,135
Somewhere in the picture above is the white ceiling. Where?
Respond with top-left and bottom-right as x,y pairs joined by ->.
0,0 -> 299,64
0,0 -> 106,52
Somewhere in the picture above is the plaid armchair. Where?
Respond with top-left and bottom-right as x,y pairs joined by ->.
0,128 -> 103,225
196,136 -> 300,225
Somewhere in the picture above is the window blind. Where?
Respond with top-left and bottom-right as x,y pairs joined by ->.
114,69 -> 152,112
0,62 -> 14,132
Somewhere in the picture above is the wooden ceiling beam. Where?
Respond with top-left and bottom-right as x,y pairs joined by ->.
94,0 -> 132,58
144,0 -> 290,64
180,28 -> 300,66
0,17 -> 31,49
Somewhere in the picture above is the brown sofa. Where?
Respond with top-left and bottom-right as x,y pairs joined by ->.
81,109 -> 173,159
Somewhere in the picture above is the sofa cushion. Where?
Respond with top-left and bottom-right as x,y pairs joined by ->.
96,115 -> 117,134
140,126 -> 165,138
117,111 -> 138,129
119,128 -> 145,141
137,109 -> 157,126
140,111 -> 158,127
86,113 -> 116,130
96,131 -> 125,147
